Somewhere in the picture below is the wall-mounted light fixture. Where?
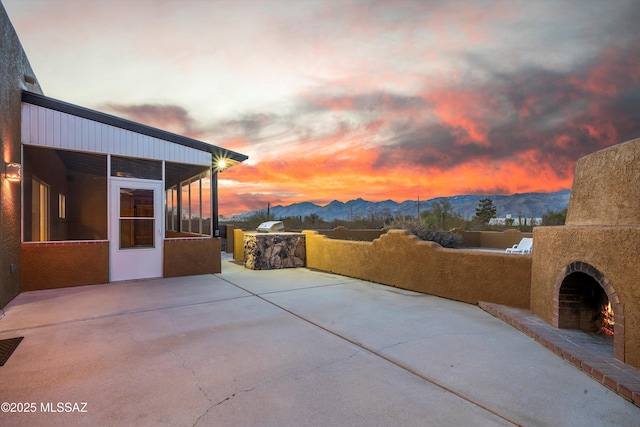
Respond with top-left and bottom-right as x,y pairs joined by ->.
23,73 -> 37,85
214,156 -> 230,172
4,162 -> 22,182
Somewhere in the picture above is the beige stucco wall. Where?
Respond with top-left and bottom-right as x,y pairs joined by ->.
0,3 -> 43,307
233,228 -> 245,261
229,227 -> 531,307
304,230 -> 531,308
315,227 -> 387,242
531,226 -> 640,368
452,228 -> 532,249
566,138 -> 640,226
225,225 -> 236,253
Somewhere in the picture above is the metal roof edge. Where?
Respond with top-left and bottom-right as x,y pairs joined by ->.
21,91 -> 249,164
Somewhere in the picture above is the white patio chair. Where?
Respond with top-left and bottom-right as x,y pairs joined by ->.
505,237 -> 533,254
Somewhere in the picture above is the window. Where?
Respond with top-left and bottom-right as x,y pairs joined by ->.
119,188 -> 155,249
190,179 -> 201,232
111,156 -> 162,180
31,178 -> 50,241
179,170 -> 211,235
23,146 -> 107,241
165,186 -> 177,232
58,193 -> 66,219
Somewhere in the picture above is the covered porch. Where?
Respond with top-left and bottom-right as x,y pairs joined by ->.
19,91 -> 247,290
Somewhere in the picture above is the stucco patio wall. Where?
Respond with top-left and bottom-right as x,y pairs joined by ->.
315,227 -> 387,241
163,237 -> 221,277
225,225 -> 236,253
452,228 -> 533,249
235,227 -> 530,249
259,227 -> 387,242
21,241 -> 109,291
303,229 -> 531,308
233,228 -> 245,261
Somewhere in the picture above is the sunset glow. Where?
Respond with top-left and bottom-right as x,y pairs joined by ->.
4,0 -> 639,217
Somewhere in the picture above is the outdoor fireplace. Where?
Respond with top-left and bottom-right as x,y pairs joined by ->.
553,261 -> 624,361
530,139 -> 640,371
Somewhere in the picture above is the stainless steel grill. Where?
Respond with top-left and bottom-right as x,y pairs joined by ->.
256,221 -> 284,233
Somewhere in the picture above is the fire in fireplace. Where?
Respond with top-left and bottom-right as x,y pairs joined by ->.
557,271 -> 611,333
600,301 -> 615,336
554,261 -> 625,362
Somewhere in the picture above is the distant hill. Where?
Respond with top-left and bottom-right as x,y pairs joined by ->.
230,190 -> 571,222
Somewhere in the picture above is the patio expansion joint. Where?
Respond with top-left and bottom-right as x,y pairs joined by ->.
479,301 -> 640,408
251,281 -> 350,297
0,294 -> 254,336
220,277 -> 523,426
376,330 -> 493,354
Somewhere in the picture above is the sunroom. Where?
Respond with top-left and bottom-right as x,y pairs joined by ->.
19,91 -> 247,291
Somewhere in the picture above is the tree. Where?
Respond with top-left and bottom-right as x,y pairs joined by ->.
239,210 -> 273,230
305,213 -> 321,225
542,208 -> 567,226
420,198 -> 464,230
474,198 -> 497,225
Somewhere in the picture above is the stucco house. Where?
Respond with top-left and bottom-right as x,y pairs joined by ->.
0,3 -> 247,308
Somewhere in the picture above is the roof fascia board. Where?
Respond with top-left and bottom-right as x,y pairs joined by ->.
21,91 -> 248,164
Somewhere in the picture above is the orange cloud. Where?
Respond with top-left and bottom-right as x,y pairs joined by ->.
216,136 -> 575,217
422,88 -> 495,146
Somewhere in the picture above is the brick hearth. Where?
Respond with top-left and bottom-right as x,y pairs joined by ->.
480,301 -> 640,407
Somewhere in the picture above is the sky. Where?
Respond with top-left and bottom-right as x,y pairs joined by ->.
4,0 -> 640,217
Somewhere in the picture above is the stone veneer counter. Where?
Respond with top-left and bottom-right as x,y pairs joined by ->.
244,232 -> 306,270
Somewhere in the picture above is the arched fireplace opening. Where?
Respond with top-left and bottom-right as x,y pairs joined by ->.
554,262 -> 624,361
558,272 -> 611,333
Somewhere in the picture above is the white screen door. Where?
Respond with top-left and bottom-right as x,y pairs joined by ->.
110,178 -> 163,281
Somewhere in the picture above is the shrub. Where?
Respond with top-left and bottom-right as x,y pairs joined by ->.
385,217 -> 463,248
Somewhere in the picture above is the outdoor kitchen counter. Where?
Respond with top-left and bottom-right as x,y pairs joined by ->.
243,232 -> 306,270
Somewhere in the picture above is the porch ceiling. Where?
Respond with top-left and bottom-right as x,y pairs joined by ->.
56,150 -> 106,176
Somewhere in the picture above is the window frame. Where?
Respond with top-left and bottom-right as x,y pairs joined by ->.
178,170 -> 212,236
31,177 -> 50,242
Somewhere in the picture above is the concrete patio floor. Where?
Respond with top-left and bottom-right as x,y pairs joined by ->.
1,254 -> 639,426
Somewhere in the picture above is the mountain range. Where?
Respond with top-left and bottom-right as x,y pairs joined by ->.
233,190 -> 571,222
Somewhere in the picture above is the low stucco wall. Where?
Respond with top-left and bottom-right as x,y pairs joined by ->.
316,227 -> 387,242
164,237 -> 221,277
531,225 -> 640,368
303,230 -> 531,308
233,228 -> 245,261
21,241 -> 109,291
225,225 -> 236,253
452,228 -> 532,249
